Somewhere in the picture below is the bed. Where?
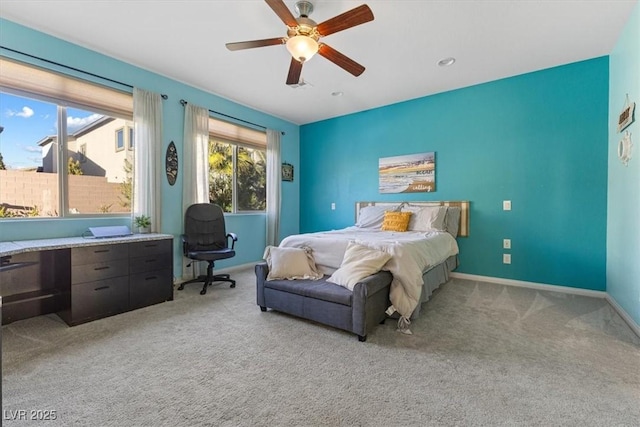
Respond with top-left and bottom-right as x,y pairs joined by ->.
278,200 -> 469,332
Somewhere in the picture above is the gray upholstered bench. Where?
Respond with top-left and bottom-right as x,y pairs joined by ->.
255,262 -> 392,341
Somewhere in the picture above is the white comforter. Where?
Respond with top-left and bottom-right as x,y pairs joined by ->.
279,227 -> 459,322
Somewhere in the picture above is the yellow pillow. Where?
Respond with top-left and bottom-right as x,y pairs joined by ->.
381,211 -> 412,232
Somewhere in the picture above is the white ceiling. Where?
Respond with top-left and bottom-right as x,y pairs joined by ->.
1,0 -> 637,125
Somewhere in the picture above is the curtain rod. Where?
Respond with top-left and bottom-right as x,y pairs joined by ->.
0,45 -> 168,99
180,99 -> 285,135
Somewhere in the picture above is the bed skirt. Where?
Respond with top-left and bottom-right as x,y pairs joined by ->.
390,255 -> 458,319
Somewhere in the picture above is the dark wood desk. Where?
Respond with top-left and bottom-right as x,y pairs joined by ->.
0,234 -> 173,326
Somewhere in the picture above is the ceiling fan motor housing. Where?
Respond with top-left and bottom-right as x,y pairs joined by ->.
287,17 -> 319,39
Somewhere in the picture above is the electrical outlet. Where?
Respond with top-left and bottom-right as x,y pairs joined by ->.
503,254 -> 511,264
503,239 -> 511,249
503,200 -> 511,211
331,202 -> 336,210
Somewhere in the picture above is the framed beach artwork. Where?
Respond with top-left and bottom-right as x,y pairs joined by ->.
379,152 -> 436,193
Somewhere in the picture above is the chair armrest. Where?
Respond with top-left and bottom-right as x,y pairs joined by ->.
227,232 -> 238,249
180,234 -> 188,255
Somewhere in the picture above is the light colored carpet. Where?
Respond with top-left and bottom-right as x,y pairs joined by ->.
2,267 -> 639,426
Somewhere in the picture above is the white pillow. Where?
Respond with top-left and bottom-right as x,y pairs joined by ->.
355,204 -> 401,229
401,205 -> 448,231
327,241 -> 392,290
263,246 -> 323,280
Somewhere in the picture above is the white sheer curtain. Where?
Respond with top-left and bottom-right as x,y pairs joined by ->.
182,103 -> 210,211
133,88 -> 163,232
266,129 -> 281,247
181,103 -> 210,279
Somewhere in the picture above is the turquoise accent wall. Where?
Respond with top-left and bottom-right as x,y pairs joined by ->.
0,19 -> 301,276
607,3 -> 640,326
301,58 -> 609,291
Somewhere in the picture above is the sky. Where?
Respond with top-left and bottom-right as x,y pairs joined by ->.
0,92 -> 100,169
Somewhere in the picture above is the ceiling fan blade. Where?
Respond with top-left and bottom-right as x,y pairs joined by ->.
226,37 -> 286,51
318,44 -> 365,77
265,0 -> 298,27
316,4 -> 374,37
286,58 -> 303,85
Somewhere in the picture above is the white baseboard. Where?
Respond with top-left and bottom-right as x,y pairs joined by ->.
449,272 -> 640,338
449,272 -> 606,298
605,294 -> 640,338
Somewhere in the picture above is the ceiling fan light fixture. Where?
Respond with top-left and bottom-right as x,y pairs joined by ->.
286,35 -> 319,62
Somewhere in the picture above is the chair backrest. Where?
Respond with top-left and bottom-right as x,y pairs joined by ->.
184,203 -> 228,251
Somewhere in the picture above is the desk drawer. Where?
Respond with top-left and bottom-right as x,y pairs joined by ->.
72,244 -> 128,266
129,240 -> 171,257
130,252 -> 172,275
71,276 -> 129,323
129,269 -> 173,310
72,259 -> 128,284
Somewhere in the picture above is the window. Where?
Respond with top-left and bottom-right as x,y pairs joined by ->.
128,127 -> 134,150
0,58 -> 134,218
208,118 -> 266,213
115,128 -> 125,151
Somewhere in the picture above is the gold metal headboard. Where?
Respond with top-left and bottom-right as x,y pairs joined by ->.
355,200 -> 470,237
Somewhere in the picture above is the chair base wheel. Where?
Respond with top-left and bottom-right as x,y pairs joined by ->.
358,335 -> 367,342
178,273 -> 236,295
260,306 -> 267,312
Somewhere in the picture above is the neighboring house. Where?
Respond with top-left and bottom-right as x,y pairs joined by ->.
38,115 -> 133,182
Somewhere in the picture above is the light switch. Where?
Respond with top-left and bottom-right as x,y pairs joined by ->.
503,254 -> 511,264
503,200 -> 511,211
503,239 -> 511,249
331,203 -> 336,210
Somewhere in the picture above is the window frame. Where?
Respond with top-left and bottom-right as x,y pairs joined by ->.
207,132 -> 267,214
115,127 -> 125,152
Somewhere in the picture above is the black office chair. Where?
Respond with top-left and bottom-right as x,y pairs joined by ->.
178,203 -> 238,295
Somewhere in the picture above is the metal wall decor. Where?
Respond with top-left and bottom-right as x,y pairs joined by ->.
282,162 -> 294,182
166,141 -> 178,185
618,94 -> 635,132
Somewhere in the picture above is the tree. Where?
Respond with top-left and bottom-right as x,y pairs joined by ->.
208,140 -> 233,212
208,139 -> 267,212
236,147 -> 266,211
119,158 -> 133,208
68,157 -> 83,175
0,152 -> 6,170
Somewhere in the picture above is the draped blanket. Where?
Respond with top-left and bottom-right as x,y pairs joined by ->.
279,227 -> 459,331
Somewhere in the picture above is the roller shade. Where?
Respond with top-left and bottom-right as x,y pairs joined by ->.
208,116 -> 266,148
0,57 -> 133,118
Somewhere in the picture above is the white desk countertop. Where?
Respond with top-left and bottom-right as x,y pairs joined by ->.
0,233 -> 174,257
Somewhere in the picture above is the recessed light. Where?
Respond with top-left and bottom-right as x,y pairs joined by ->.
331,91 -> 343,97
437,57 -> 456,67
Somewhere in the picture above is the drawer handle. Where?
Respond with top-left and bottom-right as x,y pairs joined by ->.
95,286 -> 110,291
145,259 -> 156,263
94,266 -> 110,271
144,244 -> 158,248
94,249 -> 110,253
145,276 -> 158,281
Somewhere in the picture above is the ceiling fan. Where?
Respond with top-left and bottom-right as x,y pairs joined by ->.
225,0 -> 374,85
